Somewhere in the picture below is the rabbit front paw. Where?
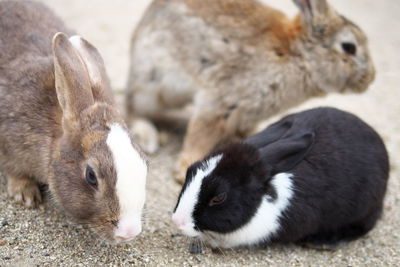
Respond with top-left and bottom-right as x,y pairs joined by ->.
130,118 -> 160,154
175,153 -> 198,184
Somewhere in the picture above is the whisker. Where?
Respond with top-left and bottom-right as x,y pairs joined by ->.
215,244 -> 226,256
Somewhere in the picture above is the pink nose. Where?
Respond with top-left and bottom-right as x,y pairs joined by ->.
115,226 -> 139,241
172,214 -> 185,227
115,225 -> 141,241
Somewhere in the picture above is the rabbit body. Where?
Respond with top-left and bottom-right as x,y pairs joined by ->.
172,108 -> 389,249
126,0 -> 376,181
0,1 -> 147,244
0,1 -> 73,184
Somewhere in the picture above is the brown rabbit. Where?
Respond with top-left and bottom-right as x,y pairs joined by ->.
0,1 -> 147,244
126,0 -> 375,183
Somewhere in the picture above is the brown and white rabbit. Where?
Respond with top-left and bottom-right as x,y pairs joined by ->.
0,1 -> 147,244
125,0 -> 375,182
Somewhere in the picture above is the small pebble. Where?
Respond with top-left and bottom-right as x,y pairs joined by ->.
0,240 -> 6,246
171,233 -> 182,238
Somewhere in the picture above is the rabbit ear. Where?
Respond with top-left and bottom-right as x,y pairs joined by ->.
260,131 -> 315,174
245,119 -> 293,148
293,0 -> 334,35
68,35 -> 114,105
52,32 -> 94,124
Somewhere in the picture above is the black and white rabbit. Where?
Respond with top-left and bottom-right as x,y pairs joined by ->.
172,107 -> 389,249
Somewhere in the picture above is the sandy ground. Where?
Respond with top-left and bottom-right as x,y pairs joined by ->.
0,0 -> 399,266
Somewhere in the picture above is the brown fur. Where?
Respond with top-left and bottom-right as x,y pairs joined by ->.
0,1 -> 144,243
184,0 -> 302,53
126,0 -> 375,182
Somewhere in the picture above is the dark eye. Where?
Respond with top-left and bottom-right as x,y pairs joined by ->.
208,192 -> 227,207
341,42 -> 357,56
85,165 -> 97,187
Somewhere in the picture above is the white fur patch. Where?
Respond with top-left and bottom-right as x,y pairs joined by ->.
69,35 -> 102,86
69,35 -> 84,50
106,124 -> 147,237
202,173 -> 294,248
334,29 -> 359,55
172,154 -> 223,237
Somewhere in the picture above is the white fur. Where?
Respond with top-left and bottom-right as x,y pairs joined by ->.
68,35 -> 83,50
202,173 -> 294,248
172,154 -> 223,237
106,124 -> 147,238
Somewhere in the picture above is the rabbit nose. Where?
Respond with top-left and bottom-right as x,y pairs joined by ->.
114,216 -> 142,242
172,214 -> 185,227
115,224 -> 141,241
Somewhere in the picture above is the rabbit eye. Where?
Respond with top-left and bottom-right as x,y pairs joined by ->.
85,165 -> 98,187
208,192 -> 227,207
341,42 -> 357,56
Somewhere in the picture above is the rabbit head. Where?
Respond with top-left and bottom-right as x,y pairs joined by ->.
172,132 -> 314,248
294,0 -> 375,93
50,33 -> 147,244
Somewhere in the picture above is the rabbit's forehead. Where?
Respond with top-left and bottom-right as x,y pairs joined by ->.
106,123 -> 148,219
339,16 -> 366,42
174,154 -> 223,220
81,131 -> 108,152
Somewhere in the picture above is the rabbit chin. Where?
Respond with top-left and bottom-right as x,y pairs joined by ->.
180,223 -> 201,238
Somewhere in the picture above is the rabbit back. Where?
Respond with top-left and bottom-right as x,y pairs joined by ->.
0,1 -> 74,64
0,1 -> 73,181
265,108 -> 389,243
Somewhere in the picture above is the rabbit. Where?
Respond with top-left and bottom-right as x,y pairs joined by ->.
172,107 -> 389,249
125,0 -> 376,183
0,1 -> 148,244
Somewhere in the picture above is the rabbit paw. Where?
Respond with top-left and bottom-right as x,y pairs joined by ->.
130,118 -> 160,154
175,154 -> 196,184
7,175 -> 42,209
174,170 -> 186,185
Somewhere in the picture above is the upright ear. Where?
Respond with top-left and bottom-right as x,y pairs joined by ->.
293,0 -> 336,36
68,36 -> 114,105
260,131 -> 315,174
245,118 -> 293,148
52,32 -> 94,125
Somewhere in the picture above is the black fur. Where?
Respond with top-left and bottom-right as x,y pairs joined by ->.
176,107 -> 389,247
193,144 -> 268,234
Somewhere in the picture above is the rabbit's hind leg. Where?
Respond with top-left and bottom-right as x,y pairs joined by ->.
298,231 -> 346,251
298,216 -> 379,251
7,173 -> 42,209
